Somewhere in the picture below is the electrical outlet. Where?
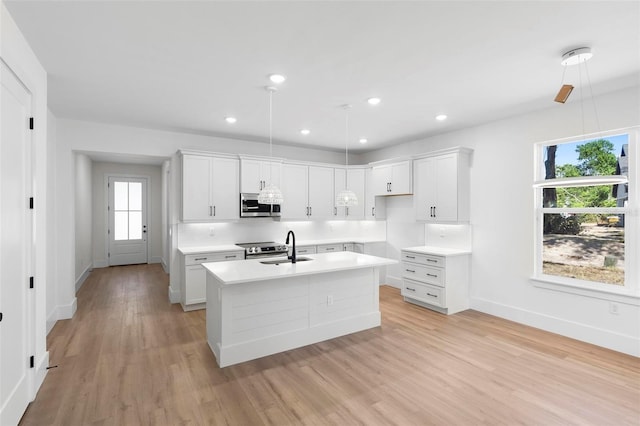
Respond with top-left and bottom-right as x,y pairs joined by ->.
327,295 -> 333,306
209,227 -> 215,236
609,302 -> 620,315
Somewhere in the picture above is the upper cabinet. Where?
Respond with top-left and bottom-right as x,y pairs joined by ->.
372,160 -> 412,196
334,167 -> 365,220
280,163 -> 334,220
365,168 -> 386,220
181,153 -> 239,221
414,148 -> 471,223
239,157 -> 282,193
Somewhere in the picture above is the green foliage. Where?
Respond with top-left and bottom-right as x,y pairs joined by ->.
543,214 -> 581,235
575,139 -> 617,176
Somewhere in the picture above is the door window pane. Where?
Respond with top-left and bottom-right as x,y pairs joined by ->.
129,211 -> 142,239
114,211 -> 129,241
114,182 -> 129,210
129,182 -> 142,211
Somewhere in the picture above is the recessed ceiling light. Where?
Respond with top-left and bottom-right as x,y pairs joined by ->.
300,129 -> 310,135
359,138 -> 368,144
435,114 -> 447,121
269,74 -> 286,84
367,97 -> 381,106
225,116 -> 237,124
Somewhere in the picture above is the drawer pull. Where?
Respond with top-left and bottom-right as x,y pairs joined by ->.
426,273 -> 438,278
326,247 -> 334,251
405,255 -> 416,259
406,287 -> 416,292
194,257 -> 207,261
426,292 -> 438,298
405,269 -> 416,273
224,255 -> 236,259
426,259 -> 438,263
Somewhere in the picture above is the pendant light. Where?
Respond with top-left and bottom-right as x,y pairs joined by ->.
336,104 -> 358,207
258,86 -> 284,204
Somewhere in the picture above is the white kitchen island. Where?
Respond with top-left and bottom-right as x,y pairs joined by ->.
203,251 -> 397,367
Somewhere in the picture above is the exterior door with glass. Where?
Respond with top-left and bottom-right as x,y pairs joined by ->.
108,177 -> 148,266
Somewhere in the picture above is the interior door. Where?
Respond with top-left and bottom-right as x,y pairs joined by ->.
108,176 -> 148,266
0,61 -> 32,425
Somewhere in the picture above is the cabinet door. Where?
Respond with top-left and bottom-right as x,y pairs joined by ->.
308,166 -> 334,219
185,265 -> 207,304
433,154 -> 458,221
390,161 -> 412,195
211,157 -> 239,220
334,168 -> 346,218
365,168 -> 386,220
281,163 -> 309,220
372,165 -> 391,195
262,161 -> 281,191
240,159 -> 263,193
182,155 -> 212,221
346,168 -> 365,219
414,157 -> 436,221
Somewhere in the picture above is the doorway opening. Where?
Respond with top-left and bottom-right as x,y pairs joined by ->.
108,176 -> 148,266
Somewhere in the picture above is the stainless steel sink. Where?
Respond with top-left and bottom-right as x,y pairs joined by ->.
260,257 -> 312,265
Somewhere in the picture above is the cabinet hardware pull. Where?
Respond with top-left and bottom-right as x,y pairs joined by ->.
426,259 -> 437,262
389,182 -> 392,192
195,257 -> 207,261
427,293 -> 437,298
209,206 -> 213,216
426,273 -> 438,278
327,247 -> 334,251
224,255 -> 235,259
310,207 -> 312,216
372,207 -> 375,216
405,269 -> 415,273
406,287 -> 416,291
334,207 -> 337,215
405,255 -> 415,259
346,207 -> 349,216
213,206 -> 216,216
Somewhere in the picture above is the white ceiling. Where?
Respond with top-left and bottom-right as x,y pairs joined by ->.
5,1 -> 640,153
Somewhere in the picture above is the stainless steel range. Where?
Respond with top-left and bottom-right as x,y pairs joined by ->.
236,241 -> 289,259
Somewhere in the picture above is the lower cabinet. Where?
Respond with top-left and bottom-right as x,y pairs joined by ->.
400,249 -> 470,314
181,250 -> 243,311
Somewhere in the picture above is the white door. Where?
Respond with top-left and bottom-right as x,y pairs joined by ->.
0,61 -> 33,425
108,177 -> 148,266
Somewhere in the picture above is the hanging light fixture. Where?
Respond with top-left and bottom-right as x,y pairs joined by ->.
336,104 -> 358,207
257,86 -> 284,204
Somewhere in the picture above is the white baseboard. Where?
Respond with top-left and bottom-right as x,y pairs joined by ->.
168,286 -> 181,304
46,309 -> 57,335
471,297 -> 640,357
150,256 -> 162,264
93,259 -> 108,268
57,297 -> 77,320
161,258 -> 170,274
385,275 -> 402,289
75,264 -> 92,293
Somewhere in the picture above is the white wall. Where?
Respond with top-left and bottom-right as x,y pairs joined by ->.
91,161 -> 163,267
361,87 -> 640,356
46,109 -> 57,334
1,0 -> 49,401
74,153 -> 92,290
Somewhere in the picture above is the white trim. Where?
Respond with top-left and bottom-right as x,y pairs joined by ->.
150,256 -> 162,264
32,351 -> 49,399
57,297 -> 77,320
531,276 -> 640,305
161,258 -> 170,273
75,263 -> 92,293
93,259 -> 108,268
385,274 -> 402,289
471,297 -> 640,357
46,310 -> 57,335
168,286 -> 181,304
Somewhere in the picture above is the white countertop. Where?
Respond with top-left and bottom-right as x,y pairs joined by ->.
203,251 -> 397,285
178,238 -> 385,255
178,245 -> 244,255
402,246 -> 471,256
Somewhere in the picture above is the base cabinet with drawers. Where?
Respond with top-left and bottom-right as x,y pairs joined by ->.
181,250 -> 243,311
400,247 -> 470,315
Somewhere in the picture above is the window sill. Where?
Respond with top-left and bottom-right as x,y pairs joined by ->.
531,275 -> 640,306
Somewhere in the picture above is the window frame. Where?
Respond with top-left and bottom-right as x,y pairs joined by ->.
532,126 -> 639,301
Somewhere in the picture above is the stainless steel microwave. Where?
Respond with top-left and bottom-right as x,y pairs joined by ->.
240,193 -> 281,217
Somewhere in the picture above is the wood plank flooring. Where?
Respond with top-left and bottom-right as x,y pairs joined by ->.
20,264 -> 640,425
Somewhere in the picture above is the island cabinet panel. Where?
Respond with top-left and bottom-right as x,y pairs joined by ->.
206,266 -> 383,367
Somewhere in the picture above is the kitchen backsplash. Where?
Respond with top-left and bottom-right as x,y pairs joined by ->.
177,219 -> 387,247
424,223 -> 472,251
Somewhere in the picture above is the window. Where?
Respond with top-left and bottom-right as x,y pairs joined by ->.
113,181 -> 143,241
534,128 -> 637,293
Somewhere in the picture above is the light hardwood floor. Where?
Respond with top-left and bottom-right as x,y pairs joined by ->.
20,264 -> 640,425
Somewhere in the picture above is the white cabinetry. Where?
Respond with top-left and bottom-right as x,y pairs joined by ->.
372,160 -> 412,196
181,153 -> 239,221
181,250 -> 243,311
240,157 -> 282,193
281,163 -> 334,220
400,248 -> 470,314
334,167 -> 365,219
295,245 -> 317,255
365,168 -> 386,220
316,243 -> 344,253
414,149 -> 471,223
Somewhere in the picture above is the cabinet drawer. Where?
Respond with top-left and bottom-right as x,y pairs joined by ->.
402,279 -> 444,308
316,243 -> 343,253
295,246 -> 317,255
185,251 -> 243,265
401,263 -> 444,287
401,252 -> 444,268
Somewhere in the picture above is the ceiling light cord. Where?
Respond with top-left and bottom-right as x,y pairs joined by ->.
269,88 -> 273,181
578,60 -> 586,138
583,60 -> 601,134
345,106 -> 349,187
